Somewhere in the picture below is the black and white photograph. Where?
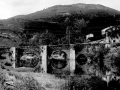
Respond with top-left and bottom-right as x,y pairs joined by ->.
0,0 -> 120,90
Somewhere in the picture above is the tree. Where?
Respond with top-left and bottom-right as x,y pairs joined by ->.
18,32 -> 28,46
104,47 -> 120,75
70,18 -> 89,44
59,18 -> 88,44
82,44 -> 109,75
74,18 -> 89,30
39,30 -> 57,45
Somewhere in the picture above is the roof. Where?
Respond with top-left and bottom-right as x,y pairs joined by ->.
101,26 -> 113,35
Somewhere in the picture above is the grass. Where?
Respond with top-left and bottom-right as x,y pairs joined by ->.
0,70 -> 45,90
1,69 -> 118,90
0,69 -> 69,90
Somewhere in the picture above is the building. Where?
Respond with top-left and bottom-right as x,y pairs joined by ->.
101,25 -> 120,47
86,25 -> 120,47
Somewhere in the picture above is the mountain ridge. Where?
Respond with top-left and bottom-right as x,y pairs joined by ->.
3,3 -> 119,21
0,3 -> 119,23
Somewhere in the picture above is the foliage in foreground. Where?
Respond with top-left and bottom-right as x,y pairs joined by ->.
104,47 -> 120,75
70,75 -> 107,90
0,70 -> 45,90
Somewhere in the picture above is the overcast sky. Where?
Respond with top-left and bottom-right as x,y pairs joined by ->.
0,0 -> 120,19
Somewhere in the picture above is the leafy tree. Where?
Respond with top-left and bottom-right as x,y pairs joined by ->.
18,32 -> 28,46
74,18 -> 89,30
59,18 -> 88,44
82,44 -> 109,75
70,75 -> 107,90
70,18 -> 89,44
38,30 -> 57,45
104,47 -> 120,75
28,33 -> 40,45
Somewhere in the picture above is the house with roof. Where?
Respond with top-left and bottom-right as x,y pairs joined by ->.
86,25 -> 120,47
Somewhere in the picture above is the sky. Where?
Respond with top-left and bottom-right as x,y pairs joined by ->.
0,0 -> 120,19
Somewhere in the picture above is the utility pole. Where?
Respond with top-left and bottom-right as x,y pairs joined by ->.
65,17 -> 71,44
66,25 -> 70,44
69,29 -> 70,44
64,13 -> 71,45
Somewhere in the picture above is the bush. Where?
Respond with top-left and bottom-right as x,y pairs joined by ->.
82,44 -> 109,76
8,72 -> 45,90
0,70 -> 46,90
70,75 -> 107,90
0,70 -> 7,90
104,47 -> 120,74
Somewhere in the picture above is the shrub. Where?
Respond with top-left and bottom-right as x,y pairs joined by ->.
8,72 -> 45,90
0,70 -> 6,90
0,70 -> 46,90
104,47 -> 120,75
70,75 -> 107,90
82,44 -> 109,76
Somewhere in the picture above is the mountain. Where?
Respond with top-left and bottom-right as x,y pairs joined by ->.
20,3 -> 119,20
1,3 -> 119,29
2,3 -> 120,28
0,3 -> 120,46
